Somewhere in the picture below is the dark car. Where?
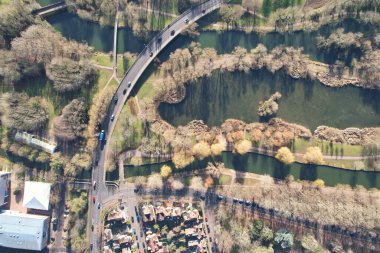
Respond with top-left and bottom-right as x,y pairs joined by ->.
91,224 -> 94,231
233,198 -> 238,203
123,89 -> 127,94
217,195 -> 224,201
170,30 -> 175,36
200,195 -> 205,200
131,216 -> 134,223
137,243 -> 140,249
90,244 -> 93,251
114,96 -> 118,104
202,9 -> 206,14
149,52 -> 153,57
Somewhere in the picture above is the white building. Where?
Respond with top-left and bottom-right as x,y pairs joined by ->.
0,172 -> 10,206
23,181 -> 51,211
0,210 -> 49,251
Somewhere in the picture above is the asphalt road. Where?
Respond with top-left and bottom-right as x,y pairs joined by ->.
90,0 -> 224,251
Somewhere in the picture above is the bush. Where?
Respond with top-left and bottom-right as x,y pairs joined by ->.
160,165 -> 172,178
303,146 -> 324,165
275,147 -> 295,165
211,142 -> 224,156
234,140 -> 252,155
274,229 -> 294,249
192,141 -> 211,160
301,234 -> 323,253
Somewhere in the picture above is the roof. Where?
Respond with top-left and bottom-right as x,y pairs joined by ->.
23,181 -> 51,210
0,210 -> 49,251
0,172 -> 10,206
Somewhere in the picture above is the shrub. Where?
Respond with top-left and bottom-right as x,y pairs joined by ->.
234,140 -> 252,155
303,146 -> 324,165
192,141 -> 211,160
275,147 -> 295,165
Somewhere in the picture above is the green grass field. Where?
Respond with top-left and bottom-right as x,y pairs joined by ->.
293,138 -> 363,157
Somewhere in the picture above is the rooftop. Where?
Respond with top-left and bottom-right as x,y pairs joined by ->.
0,210 -> 49,251
23,181 -> 51,211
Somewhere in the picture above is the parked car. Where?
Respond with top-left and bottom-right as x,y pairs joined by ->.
92,181 -> 96,190
114,96 -> 118,104
205,215 -> 208,222
131,216 -> 134,223
184,18 -> 189,23
111,115 -> 115,121
233,198 -> 238,203
92,196 -> 96,204
97,202 -> 101,209
133,228 -> 136,235
136,215 -> 140,223
91,224 -> 94,231
123,89 -> 127,94
217,195 -> 224,201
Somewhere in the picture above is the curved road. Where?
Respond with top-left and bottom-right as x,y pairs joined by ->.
90,0 -> 224,250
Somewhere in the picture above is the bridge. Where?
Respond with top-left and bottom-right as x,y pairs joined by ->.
32,1 -> 67,16
90,0 -> 224,250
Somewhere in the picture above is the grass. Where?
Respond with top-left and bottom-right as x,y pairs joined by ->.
91,52 -> 113,67
117,54 -> 136,80
0,0 -> 11,10
148,14 -> 175,31
218,174 -> 232,185
293,138 -> 363,157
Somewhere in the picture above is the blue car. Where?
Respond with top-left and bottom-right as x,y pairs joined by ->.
133,228 -> 136,235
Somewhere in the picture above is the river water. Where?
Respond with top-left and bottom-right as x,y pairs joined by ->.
42,10 -> 380,186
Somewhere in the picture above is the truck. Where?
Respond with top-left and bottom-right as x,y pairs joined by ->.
99,130 -> 105,141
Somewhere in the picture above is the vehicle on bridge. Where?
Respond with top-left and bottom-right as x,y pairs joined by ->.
93,181 -> 96,190
92,196 -> 96,204
99,130 -> 105,141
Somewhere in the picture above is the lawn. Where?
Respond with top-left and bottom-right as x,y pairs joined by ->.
0,0 -> 11,10
117,53 -> 136,79
293,138 -> 363,157
91,52 -> 113,67
218,174 -> 232,185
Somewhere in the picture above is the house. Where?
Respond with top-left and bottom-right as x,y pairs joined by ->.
117,234 -> 132,245
0,172 -> 10,206
104,229 -> 113,242
183,208 -> 200,224
0,210 -> 49,251
146,233 -> 163,253
156,205 -> 173,222
142,204 -> 156,223
197,239 -> 208,253
107,209 -> 126,222
23,181 -> 51,211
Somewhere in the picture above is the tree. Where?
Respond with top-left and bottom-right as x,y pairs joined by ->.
274,229 -> 294,249
0,2 -> 35,46
234,140 -> 252,155
53,98 -> 88,141
160,165 -> 172,178
211,142 -> 224,156
192,141 -> 211,160
303,146 -> 324,165
147,173 -> 163,190
0,50 -> 21,84
313,179 -> 325,189
0,92 -> 49,131
190,176 -> 204,191
171,180 -> 184,191
275,147 -> 295,164
301,234 -> 322,253
50,152 -> 66,175
257,92 -> 282,117
219,4 -> 244,27
172,150 -> 194,169
260,226 -> 274,243
46,58 -> 97,93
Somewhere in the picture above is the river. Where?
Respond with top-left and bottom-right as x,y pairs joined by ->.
158,70 -> 380,130
124,152 -> 380,189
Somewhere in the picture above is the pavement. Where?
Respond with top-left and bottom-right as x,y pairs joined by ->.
89,0 -> 224,251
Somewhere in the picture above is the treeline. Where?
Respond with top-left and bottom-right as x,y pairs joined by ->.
262,0 -> 302,17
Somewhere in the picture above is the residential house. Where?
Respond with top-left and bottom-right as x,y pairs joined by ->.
23,181 -> 51,211
142,204 -> 156,223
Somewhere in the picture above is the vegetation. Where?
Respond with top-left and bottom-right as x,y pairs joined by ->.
257,91 -> 281,117
0,92 -> 49,131
53,98 -> 88,141
275,146 -> 295,164
303,146 -> 324,165
46,58 -> 97,93
234,139 -> 252,155
192,141 -> 211,160
160,164 -> 172,178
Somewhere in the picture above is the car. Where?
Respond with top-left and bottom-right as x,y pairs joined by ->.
91,224 -> 94,231
209,237 -> 212,242
137,243 -> 140,249
184,18 -> 189,23
135,206 -> 138,214
238,199 -> 244,204
202,9 -> 206,14
133,228 -> 136,235
149,52 -> 153,57
134,188 -> 139,193
127,81 -> 131,88
205,215 -> 208,222
99,130 -> 105,141
111,115 -> 115,121
140,231 -> 143,237
92,181 -> 96,190
217,195 -> 224,201
170,30 -> 175,36
92,196 -> 96,204
52,218 -> 58,225
97,202 -> 101,209
245,200 -> 252,206
136,235 -> 139,241
123,89 -> 127,94
200,195 -> 205,200
136,215 -> 140,223
233,198 -> 238,203
131,216 -> 134,223
114,96 -> 118,104
90,244 -> 93,251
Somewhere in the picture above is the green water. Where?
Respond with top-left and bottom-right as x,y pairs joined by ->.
124,152 -> 380,189
158,70 -> 380,130
45,12 -> 376,65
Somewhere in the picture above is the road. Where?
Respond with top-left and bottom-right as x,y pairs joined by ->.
90,0 -> 224,251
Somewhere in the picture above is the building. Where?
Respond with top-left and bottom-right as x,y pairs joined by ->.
0,172 -> 11,206
0,210 -> 49,251
142,204 -> 156,223
23,181 -> 51,211
15,131 -> 57,154
107,209 -> 126,222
